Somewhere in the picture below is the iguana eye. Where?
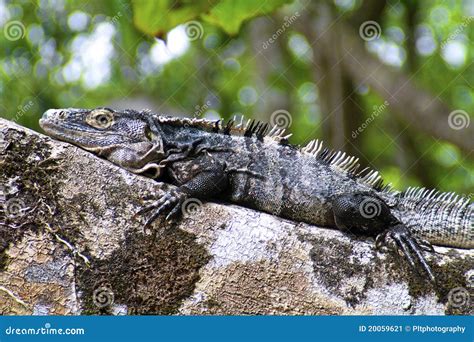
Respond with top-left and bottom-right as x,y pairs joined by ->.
96,114 -> 110,126
87,110 -> 114,129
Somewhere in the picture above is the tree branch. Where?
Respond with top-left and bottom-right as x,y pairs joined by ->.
339,24 -> 474,153
0,118 -> 471,315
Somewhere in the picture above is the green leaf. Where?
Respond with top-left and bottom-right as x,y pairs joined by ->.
131,0 -> 294,38
201,0 -> 293,35
131,0 -> 213,38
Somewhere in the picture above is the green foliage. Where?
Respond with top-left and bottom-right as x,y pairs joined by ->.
132,0 -> 214,37
0,0 -> 472,193
201,0 -> 293,35
132,0 -> 293,36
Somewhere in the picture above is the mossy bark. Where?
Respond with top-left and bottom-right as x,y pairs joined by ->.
0,118 -> 472,315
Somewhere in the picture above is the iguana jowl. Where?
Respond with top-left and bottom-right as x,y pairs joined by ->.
39,107 -> 474,282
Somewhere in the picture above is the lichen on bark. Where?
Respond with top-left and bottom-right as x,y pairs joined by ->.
0,118 -> 472,315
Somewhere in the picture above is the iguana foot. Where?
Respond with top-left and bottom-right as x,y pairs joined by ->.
376,224 -> 436,283
332,192 -> 436,283
136,188 -> 188,226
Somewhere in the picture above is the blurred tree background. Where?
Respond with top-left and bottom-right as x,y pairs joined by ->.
0,0 -> 473,193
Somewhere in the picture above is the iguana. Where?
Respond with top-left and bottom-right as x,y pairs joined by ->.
39,107 -> 474,283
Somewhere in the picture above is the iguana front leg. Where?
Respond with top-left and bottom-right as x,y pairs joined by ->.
331,193 -> 436,283
137,154 -> 229,226
96,142 -> 166,177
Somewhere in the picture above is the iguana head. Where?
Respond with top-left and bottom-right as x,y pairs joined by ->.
40,107 -> 166,177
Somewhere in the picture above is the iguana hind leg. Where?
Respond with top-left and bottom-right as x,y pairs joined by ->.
332,193 -> 436,283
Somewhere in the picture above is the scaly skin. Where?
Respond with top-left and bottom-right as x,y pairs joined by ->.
39,107 -> 474,282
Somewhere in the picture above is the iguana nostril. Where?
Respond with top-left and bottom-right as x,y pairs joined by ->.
58,110 -> 70,119
42,108 -> 63,120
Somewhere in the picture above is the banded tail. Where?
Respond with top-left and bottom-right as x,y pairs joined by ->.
394,187 -> 473,249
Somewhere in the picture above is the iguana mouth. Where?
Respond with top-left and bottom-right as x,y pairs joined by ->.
40,109 -> 134,151
40,118 -> 124,150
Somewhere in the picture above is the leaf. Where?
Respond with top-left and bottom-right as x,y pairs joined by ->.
131,0 -> 294,38
131,0 -> 214,38
201,0 -> 293,35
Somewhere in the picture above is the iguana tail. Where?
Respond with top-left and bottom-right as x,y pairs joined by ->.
394,187 -> 473,249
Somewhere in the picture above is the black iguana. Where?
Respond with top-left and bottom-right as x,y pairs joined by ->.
39,107 -> 474,283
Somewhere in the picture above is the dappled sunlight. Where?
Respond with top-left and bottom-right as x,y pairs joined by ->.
0,0 -> 472,193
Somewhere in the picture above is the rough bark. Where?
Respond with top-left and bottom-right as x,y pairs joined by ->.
0,118 -> 472,316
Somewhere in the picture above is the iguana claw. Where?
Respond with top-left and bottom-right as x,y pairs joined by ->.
135,189 -> 187,226
376,224 -> 436,283
332,192 -> 436,284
